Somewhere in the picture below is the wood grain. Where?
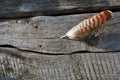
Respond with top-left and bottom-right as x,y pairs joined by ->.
0,1 -> 120,79
0,0 -> 120,18
0,48 -> 119,80
0,12 -> 120,53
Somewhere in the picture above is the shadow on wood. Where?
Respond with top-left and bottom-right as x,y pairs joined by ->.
0,73 -> 14,80
82,32 -> 120,51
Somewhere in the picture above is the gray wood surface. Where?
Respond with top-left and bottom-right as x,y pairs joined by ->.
0,10 -> 120,80
0,1 -> 120,80
0,0 -> 120,18
0,48 -> 119,80
0,12 -> 120,53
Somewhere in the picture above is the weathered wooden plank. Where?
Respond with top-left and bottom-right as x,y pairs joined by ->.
0,48 -> 119,80
0,0 -> 120,18
0,12 -> 120,53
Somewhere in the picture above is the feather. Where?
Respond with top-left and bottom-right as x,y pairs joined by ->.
60,10 -> 113,40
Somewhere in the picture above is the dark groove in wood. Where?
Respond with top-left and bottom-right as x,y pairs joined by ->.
81,54 -> 91,80
103,54 -> 110,74
107,54 -> 115,80
1,44 -> 120,57
112,55 -> 119,80
94,54 -> 101,80
90,54 -> 98,80
85,54 -> 93,80
76,55 -> 88,79
71,55 -> 83,79
111,55 -> 118,75
96,54 -> 104,79
0,6 -> 119,19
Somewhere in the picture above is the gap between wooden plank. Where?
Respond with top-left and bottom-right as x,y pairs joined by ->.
0,6 -> 120,19
0,44 -> 120,56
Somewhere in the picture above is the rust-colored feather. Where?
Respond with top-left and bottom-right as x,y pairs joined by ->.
60,10 -> 113,40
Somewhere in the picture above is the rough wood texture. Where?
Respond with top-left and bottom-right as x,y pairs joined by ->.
0,1 -> 120,80
0,48 -> 119,80
0,0 -> 120,18
0,12 -> 120,53
0,11 -> 119,80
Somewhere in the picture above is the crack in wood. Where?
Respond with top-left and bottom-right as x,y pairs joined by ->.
0,46 -> 27,60
0,44 -> 120,56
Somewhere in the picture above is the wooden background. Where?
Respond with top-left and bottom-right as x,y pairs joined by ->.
0,0 -> 120,80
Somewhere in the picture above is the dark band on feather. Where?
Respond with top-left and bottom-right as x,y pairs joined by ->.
104,10 -> 112,20
99,13 -> 104,24
95,15 -> 99,27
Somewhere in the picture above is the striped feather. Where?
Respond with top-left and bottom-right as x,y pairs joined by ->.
60,10 -> 113,40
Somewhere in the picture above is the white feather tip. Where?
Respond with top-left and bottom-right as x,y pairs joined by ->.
60,35 -> 69,39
